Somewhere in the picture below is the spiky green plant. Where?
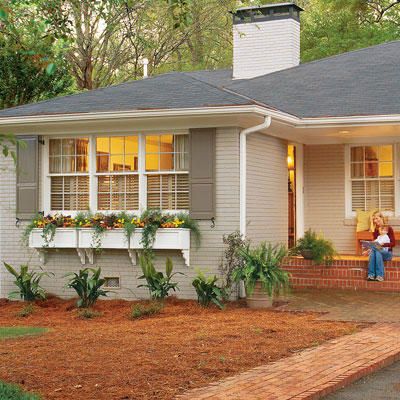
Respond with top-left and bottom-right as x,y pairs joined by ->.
138,256 -> 183,299
65,267 -> 109,308
192,270 -> 225,309
232,242 -> 290,297
3,263 -> 52,301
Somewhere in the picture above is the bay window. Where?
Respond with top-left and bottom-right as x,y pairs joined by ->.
45,133 -> 189,213
347,144 -> 395,215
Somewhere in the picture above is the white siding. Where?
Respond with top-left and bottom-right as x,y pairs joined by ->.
246,133 -> 288,245
233,18 -> 300,79
0,128 -> 240,300
304,145 -> 354,254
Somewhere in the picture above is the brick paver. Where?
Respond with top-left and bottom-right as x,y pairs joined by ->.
177,324 -> 400,400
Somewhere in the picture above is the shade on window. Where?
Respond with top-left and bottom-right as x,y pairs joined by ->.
97,175 -> 139,210
147,174 -> 189,210
51,176 -> 89,210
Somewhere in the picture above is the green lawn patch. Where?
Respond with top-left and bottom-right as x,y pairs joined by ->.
0,381 -> 41,400
0,327 -> 47,340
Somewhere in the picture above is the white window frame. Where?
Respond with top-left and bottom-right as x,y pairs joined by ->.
42,131 -> 189,215
345,143 -> 399,218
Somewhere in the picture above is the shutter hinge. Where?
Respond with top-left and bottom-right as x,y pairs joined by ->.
38,139 -> 45,145
210,217 -> 215,228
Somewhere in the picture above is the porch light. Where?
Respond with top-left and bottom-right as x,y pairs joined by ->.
287,155 -> 295,170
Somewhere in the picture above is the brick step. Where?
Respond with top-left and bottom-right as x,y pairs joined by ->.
290,276 -> 400,291
285,268 -> 400,281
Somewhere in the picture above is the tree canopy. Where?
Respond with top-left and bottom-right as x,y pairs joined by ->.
0,0 -> 399,109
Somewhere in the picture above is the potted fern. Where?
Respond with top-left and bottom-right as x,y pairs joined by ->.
293,229 -> 336,265
232,242 -> 290,308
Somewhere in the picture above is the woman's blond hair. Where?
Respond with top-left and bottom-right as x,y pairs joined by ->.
371,211 -> 388,228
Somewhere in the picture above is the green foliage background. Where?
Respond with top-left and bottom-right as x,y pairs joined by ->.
1,0 -> 399,108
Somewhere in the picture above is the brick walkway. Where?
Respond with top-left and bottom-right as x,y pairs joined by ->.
177,324 -> 400,400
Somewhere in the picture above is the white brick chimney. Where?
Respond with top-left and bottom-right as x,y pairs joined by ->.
232,2 -> 303,80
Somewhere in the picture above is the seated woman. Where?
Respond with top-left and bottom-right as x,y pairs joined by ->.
367,211 -> 396,281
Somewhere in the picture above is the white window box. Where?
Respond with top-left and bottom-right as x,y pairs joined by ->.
29,228 -> 191,266
79,229 -> 129,249
29,228 -> 78,248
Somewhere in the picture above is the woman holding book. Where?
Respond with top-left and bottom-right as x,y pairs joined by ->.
367,211 -> 395,281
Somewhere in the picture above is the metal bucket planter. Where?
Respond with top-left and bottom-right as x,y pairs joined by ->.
300,249 -> 314,260
246,281 -> 273,309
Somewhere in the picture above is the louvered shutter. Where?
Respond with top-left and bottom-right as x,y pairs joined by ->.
16,136 -> 39,219
189,128 -> 216,219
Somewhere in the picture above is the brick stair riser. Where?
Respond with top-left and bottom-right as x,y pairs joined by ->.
290,277 -> 400,291
285,269 -> 400,281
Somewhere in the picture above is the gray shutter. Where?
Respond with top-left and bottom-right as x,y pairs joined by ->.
16,136 -> 39,219
189,128 -> 216,220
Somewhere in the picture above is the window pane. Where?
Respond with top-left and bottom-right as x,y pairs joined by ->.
62,156 -> 75,173
160,153 -> 174,170
175,153 -> 189,171
160,135 -> 173,152
111,175 -> 125,192
97,155 -> 109,172
379,162 -> 393,177
125,155 -> 138,171
97,137 -> 109,154
76,139 -> 88,155
352,180 -> 365,211
98,194 -> 110,210
49,139 -> 61,156
125,136 -> 138,154
351,147 -> 364,162
98,176 -> 111,192
110,154 -> 125,171
110,136 -> 124,155
351,163 -> 364,179
62,139 -> 75,156
380,145 -> 393,162
365,146 -> 378,162
112,194 -> 124,210
146,136 -> 159,153
76,155 -> 88,172
51,176 -> 89,211
146,153 -> 159,171
49,156 -> 62,173
365,162 -> 378,178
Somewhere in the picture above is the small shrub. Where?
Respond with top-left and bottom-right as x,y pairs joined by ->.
192,270 -> 225,309
3,263 -> 53,301
130,301 -> 163,319
65,267 -> 109,308
219,231 -> 249,298
15,303 -> 35,318
77,308 -> 103,319
138,256 -> 183,299
293,229 -> 337,265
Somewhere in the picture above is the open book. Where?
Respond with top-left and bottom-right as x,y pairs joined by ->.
361,241 -> 383,251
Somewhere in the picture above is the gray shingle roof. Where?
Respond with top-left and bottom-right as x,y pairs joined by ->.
1,40 -> 400,119
0,72 -> 251,118
227,40 -> 400,118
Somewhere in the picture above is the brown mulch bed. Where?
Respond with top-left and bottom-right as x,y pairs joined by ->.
0,297 -> 361,400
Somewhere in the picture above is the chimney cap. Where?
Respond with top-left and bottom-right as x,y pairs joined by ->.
231,2 -> 303,24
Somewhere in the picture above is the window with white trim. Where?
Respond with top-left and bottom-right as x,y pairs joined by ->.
46,133 -> 189,213
349,145 -> 394,212
96,136 -> 139,210
145,135 -> 189,210
48,138 -> 89,210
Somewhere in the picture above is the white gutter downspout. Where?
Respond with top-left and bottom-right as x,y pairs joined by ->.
240,115 -> 272,237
